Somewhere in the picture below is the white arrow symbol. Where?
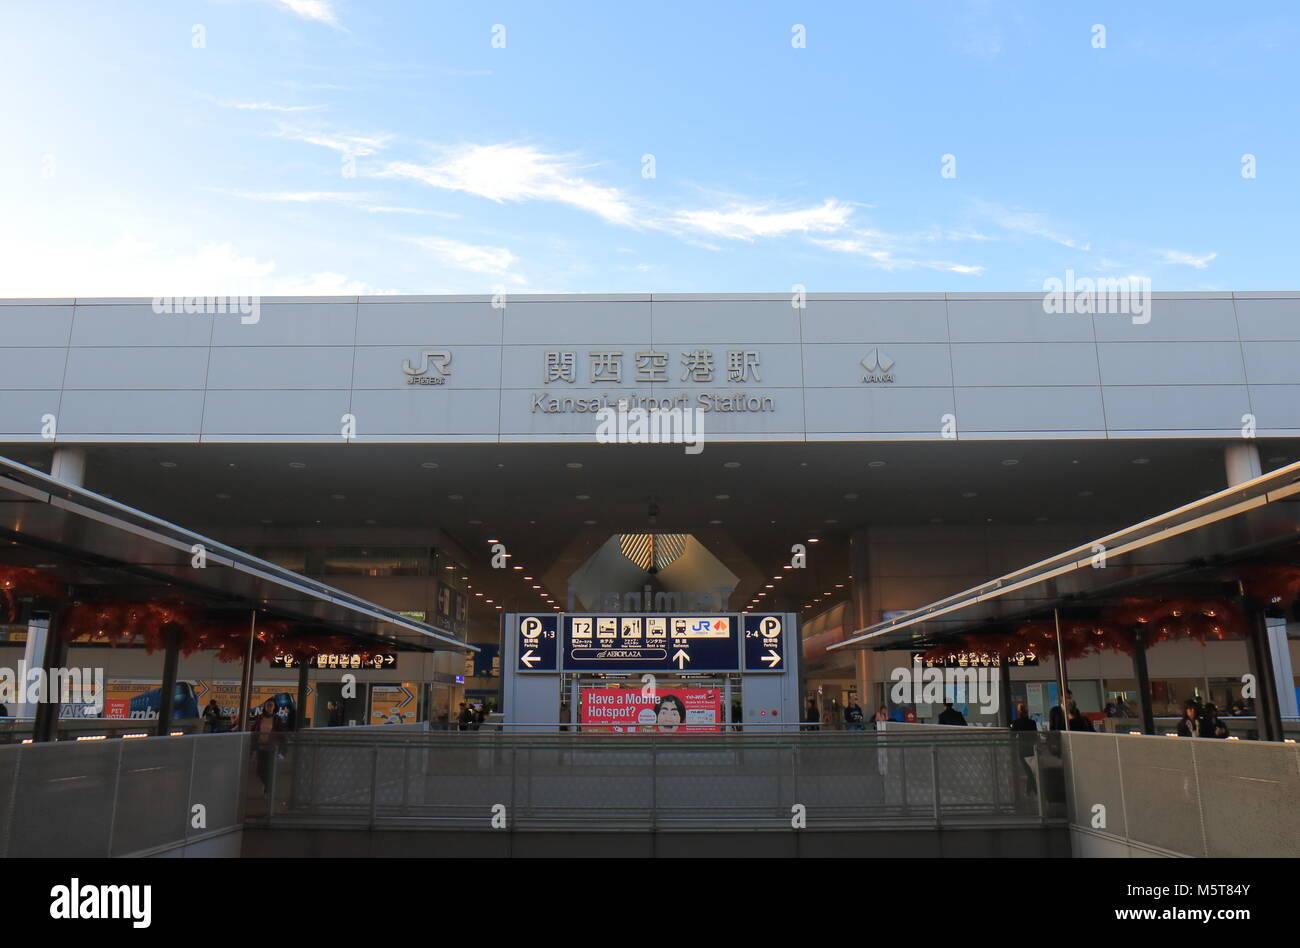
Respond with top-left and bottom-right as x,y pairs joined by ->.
521,650 -> 539,668
672,649 -> 690,669
762,649 -> 782,668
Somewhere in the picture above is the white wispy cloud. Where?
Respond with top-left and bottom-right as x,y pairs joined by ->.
377,144 -> 638,227
666,199 -> 854,241
0,233 -> 390,296
974,201 -> 1091,250
273,123 -> 391,157
1159,249 -> 1218,269
410,236 -> 522,280
209,98 -> 326,113
218,189 -> 459,217
269,0 -> 343,29
809,229 -> 985,274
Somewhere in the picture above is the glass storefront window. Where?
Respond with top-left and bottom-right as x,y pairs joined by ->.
321,547 -> 429,577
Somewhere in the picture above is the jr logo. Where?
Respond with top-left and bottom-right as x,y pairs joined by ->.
403,350 -> 452,384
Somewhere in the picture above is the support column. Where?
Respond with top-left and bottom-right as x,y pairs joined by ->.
1132,627 -> 1155,736
50,447 -> 87,486
849,528 -> 875,709
1052,608 -> 1069,726
31,611 -> 67,743
155,623 -> 181,736
237,611 -> 258,731
1267,618 -> 1298,718
1224,442 -> 1262,487
1243,599 -> 1284,742
296,658 -> 310,731
998,661 -> 1012,727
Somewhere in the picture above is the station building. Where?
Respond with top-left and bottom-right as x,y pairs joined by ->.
0,292 -> 1297,731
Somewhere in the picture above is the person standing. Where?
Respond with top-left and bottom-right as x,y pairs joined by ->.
327,700 -> 345,727
937,700 -> 967,726
873,705 -> 889,729
803,699 -> 820,731
844,700 -> 865,731
250,698 -> 285,798
202,698 -> 224,733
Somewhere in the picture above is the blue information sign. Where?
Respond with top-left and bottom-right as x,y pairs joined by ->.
561,615 -> 740,672
742,614 -> 786,672
515,614 -> 559,672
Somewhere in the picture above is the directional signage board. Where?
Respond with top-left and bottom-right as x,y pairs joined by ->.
742,614 -> 786,672
564,614 -> 738,672
514,614 -> 559,672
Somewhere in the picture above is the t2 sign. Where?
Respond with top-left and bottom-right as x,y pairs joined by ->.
515,615 -> 559,672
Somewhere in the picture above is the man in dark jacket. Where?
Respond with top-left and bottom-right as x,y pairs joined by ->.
937,701 -> 967,725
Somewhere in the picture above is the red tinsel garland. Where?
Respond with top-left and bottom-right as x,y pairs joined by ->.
0,565 -> 64,621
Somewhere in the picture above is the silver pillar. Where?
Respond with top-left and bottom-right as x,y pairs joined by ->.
1224,442 -> 1261,486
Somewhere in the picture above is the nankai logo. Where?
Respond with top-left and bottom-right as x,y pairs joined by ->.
861,348 -> 895,383
402,350 -> 452,384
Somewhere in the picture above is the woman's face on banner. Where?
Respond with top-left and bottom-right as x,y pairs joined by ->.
657,703 -> 681,729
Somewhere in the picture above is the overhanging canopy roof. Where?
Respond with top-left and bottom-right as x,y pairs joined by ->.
0,455 -> 473,653
831,459 -> 1300,652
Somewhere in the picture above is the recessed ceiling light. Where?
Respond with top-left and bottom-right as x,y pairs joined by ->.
1078,490 -> 1093,497
962,491 -> 978,498
468,519 -> 482,525
723,461 -> 741,469
159,461 -> 177,468
524,576 -> 533,580
216,493 -> 230,500
807,538 -> 819,543
867,460 -> 886,468
783,565 -> 792,569
513,566 -> 523,570
584,519 -> 597,525
330,493 -> 346,500
487,539 -> 499,544
1132,458 -> 1149,465
421,462 -> 438,469
715,494 -> 730,500
496,463 -> 506,469
708,519 -> 723,525
566,462 -> 583,469
824,519 -> 838,524
448,494 -> 463,500
843,493 -> 859,500
576,494 -> 590,500
289,462 -> 306,469
1001,459 -> 1019,466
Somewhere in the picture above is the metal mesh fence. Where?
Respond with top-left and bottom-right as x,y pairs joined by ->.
1061,732 -> 1300,857
263,730 -> 1048,831
0,733 -> 248,857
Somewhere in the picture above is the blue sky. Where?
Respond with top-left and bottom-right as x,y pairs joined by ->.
2,0 -> 1297,296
